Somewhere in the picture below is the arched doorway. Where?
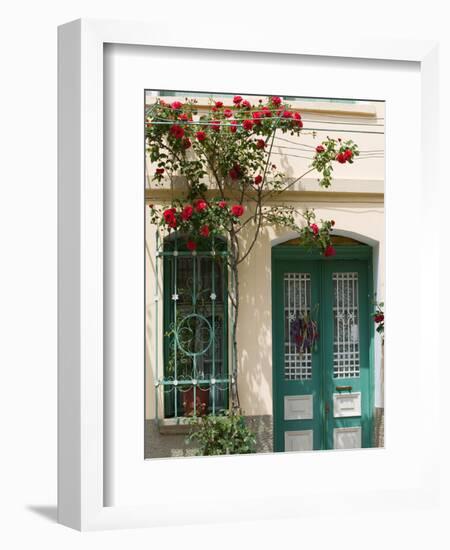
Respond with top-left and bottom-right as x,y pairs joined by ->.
271,236 -> 374,451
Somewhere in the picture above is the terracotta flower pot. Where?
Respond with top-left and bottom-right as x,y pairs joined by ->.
182,385 -> 210,416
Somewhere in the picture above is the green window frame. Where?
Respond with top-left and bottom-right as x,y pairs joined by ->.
160,234 -> 229,419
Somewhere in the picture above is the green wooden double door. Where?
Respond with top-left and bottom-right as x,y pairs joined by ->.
272,251 -> 373,452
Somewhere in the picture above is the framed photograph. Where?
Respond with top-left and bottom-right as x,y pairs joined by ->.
58,18 -> 440,530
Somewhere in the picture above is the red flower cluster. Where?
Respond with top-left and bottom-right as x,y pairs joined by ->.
315,145 -> 325,153
163,208 -> 177,228
231,204 -> 245,217
270,96 -> 282,106
336,149 -> 354,164
171,101 -> 183,110
155,168 -> 165,175
200,225 -> 210,237
255,139 -> 265,149
293,112 -> 303,127
186,240 -> 197,251
254,175 -> 263,185
374,314 -> 384,323
195,130 -> 206,142
170,124 -> 185,139
233,95 -> 243,105
195,199 -> 208,212
324,245 -> 336,257
181,204 -> 194,220
252,111 -> 263,124
223,109 -> 233,118
210,120 -> 220,132
242,119 -> 254,131
230,120 -> 238,133
310,223 -> 319,235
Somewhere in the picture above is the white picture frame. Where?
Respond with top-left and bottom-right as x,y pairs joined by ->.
58,18 -> 440,531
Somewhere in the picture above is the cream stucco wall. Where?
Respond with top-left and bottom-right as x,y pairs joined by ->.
145,95 -> 384,420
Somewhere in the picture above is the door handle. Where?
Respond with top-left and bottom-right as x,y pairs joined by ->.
325,402 -> 330,415
335,385 -> 352,393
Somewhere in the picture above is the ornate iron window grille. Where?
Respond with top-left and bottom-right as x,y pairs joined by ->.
154,231 -> 229,421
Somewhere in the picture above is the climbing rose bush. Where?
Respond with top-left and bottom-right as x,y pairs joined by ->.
146,95 -> 358,254
146,95 -> 359,409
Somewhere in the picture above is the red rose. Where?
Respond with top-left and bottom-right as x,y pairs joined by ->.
215,101 -> 223,108
195,199 -> 208,212
223,109 -> 233,118
374,314 -> 384,323
229,164 -> 241,180
195,130 -> 206,142
241,100 -> 251,109
230,120 -> 238,133
344,148 -> 353,160
218,200 -> 227,209
293,112 -> 303,127
182,137 -> 192,149
178,113 -> 189,121
310,223 -> 319,235
254,175 -> 263,185
261,106 -> 272,117
171,101 -> 183,110
282,110 -> 292,118
186,240 -> 197,251
170,125 -> 185,139
231,204 -> 245,217
163,208 -> 177,228
181,205 -> 194,221
336,152 -> 346,164
233,95 -> 243,104
270,96 -> 282,106
155,168 -> 165,175
256,139 -> 266,149
200,225 -> 210,237
210,120 -> 220,132
242,119 -> 254,131
315,145 -> 325,153
324,245 -> 336,257
163,208 -> 175,220
252,111 -> 262,123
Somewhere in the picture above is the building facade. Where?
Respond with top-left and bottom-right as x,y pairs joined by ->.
145,94 -> 385,458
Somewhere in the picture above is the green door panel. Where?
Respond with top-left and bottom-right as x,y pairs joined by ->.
272,246 -> 374,452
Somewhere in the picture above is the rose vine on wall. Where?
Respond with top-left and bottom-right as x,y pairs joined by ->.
146,95 -> 360,410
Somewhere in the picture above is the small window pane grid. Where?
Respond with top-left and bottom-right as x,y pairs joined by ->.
333,272 -> 360,378
284,273 -> 312,380
154,234 -> 229,420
